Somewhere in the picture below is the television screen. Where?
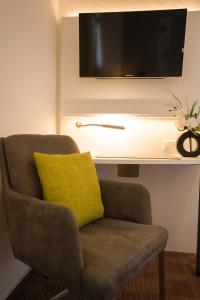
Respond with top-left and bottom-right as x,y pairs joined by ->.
79,9 -> 187,78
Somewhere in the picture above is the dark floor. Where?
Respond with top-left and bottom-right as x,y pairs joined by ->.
7,252 -> 200,300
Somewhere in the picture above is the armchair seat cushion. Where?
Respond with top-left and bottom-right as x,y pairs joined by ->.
80,218 -> 168,299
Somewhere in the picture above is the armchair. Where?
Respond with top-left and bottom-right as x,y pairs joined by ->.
0,134 -> 168,300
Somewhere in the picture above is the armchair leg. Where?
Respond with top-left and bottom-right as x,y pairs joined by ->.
49,289 -> 70,300
159,251 -> 166,300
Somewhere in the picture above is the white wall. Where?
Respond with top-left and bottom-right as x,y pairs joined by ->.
61,12 -> 200,115
0,1 -> 58,299
60,9 -> 200,254
60,0 -> 200,16
0,0 -> 58,136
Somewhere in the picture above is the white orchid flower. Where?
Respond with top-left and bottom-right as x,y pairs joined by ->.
176,110 -> 186,118
175,116 -> 186,130
185,117 -> 198,130
167,90 -> 200,133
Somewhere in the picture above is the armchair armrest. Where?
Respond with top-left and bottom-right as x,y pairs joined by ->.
99,180 -> 152,225
4,189 -> 84,291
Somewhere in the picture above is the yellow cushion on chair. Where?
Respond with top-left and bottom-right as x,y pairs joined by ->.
34,152 -> 104,227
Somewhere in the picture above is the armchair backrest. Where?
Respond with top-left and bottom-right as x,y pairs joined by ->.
0,134 -> 79,198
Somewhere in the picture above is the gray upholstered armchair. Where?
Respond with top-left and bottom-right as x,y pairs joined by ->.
0,134 -> 168,300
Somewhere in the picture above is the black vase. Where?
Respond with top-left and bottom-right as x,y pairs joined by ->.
176,131 -> 200,157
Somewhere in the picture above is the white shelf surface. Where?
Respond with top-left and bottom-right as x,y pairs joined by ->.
94,156 -> 200,165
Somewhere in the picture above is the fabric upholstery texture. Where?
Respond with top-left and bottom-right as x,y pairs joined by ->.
5,189 -> 84,291
0,134 -> 168,300
80,218 -> 168,299
100,179 -> 152,225
34,152 -> 104,227
3,134 -> 79,198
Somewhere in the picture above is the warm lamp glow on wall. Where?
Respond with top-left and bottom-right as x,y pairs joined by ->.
61,115 -> 179,157
61,0 -> 200,17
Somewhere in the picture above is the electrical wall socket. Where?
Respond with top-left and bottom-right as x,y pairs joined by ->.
162,139 -> 177,155
117,164 -> 139,177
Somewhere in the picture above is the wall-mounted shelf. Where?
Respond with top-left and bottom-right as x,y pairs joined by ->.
94,156 -> 200,165
61,99 -> 173,117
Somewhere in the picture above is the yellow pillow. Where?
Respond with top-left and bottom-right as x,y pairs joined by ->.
34,152 -> 104,227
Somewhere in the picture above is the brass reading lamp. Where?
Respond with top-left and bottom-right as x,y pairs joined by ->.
76,121 -> 125,130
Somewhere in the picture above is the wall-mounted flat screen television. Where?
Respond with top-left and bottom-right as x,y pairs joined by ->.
79,9 -> 187,78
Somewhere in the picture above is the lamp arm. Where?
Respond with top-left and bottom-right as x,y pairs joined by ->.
76,122 -> 125,130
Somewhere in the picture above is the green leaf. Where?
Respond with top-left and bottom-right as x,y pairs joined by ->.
189,100 -> 197,117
